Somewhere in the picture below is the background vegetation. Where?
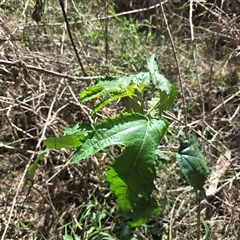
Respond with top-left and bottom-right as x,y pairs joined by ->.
0,0 -> 240,239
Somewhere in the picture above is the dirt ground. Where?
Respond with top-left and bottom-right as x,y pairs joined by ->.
0,1 -> 240,239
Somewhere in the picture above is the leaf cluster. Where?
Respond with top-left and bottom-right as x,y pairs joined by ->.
79,55 -> 176,117
29,55 -> 209,228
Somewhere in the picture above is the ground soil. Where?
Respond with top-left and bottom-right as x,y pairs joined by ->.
0,1 -> 240,239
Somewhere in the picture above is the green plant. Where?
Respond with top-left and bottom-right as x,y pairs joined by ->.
57,197 -> 117,239
28,55 -> 209,230
62,225 -> 80,240
107,12 -> 152,72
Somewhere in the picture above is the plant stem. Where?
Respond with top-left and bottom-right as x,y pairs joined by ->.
196,190 -> 201,240
160,1 -> 188,137
104,0 -> 109,67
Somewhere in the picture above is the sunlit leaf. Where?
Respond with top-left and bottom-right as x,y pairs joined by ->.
43,135 -> 84,150
27,149 -> 48,186
147,55 -> 177,116
70,113 -> 168,226
79,73 -> 150,114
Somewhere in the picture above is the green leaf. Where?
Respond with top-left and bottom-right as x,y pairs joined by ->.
130,195 -> 161,227
79,73 -> 150,114
147,54 -> 160,79
121,89 -> 143,114
176,134 -> 209,191
43,135 -> 84,150
147,55 -> 177,116
79,75 -> 116,102
63,235 -> 74,240
92,85 -> 137,114
63,123 -> 92,136
27,149 -> 48,186
70,113 -> 168,226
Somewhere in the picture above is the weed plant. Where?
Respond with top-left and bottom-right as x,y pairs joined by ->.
30,55 -> 209,239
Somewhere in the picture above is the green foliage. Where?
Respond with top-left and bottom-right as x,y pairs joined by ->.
27,149 -> 48,187
176,134 -> 209,191
59,198 -> 118,240
79,73 -> 149,114
46,113 -> 168,226
109,16 -> 149,71
43,135 -> 84,149
147,55 -> 177,116
33,55 -> 208,229
79,54 -> 176,117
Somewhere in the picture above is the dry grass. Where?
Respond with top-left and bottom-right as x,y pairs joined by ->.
0,0 -> 240,239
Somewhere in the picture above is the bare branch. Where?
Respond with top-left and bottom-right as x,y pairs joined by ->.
0,60 -> 100,81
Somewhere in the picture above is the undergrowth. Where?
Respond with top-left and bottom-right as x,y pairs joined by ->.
0,1 -> 240,239
29,55 -> 209,239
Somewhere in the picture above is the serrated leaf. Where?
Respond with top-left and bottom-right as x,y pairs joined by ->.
63,123 -> 92,136
147,55 -> 177,116
79,75 -> 116,102
79,73 -> 150,114
176,134 -> 209,191
92,85 -> 136,114
70,113 -> 168,226
43,135 -> 84,150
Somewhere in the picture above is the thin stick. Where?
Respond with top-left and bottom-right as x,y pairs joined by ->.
0,60 -> 100,81
169,188 -> 192,240
189,0 -> 205,126
59,0 -> 87,76
160,1 -> 188,137
104,0 -> 109,66
0,102 -> 19,140
0,78 -> 65,239
0,160 -> 32,240
196,190 -> 201,240
212,89 -> 240,112
0,3 -> 31,237
60,0 -> 67,54
23,1 -> 169,28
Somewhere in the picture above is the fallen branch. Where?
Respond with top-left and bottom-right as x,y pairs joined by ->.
0,60 -> 101,81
